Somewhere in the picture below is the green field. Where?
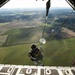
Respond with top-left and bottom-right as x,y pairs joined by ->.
0,22 -> 10,26
0,35 -> 8,46
3,27 -> 43,46
0,26 -> 75,66
0,8 -> 75,66
0,36 -> 75,66
43,38 -> 75,66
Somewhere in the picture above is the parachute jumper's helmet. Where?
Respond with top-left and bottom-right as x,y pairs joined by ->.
31,44 -> 37,49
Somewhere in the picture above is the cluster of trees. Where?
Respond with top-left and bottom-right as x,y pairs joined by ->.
0,14 -> 35,23
0,10 -> 42,23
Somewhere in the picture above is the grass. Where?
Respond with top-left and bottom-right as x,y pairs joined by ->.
0,44 -> 33,65
3,27 -> 43,46
0,38 -> 75,66
0,35 -> 8,46
0,22 -> 10,26
43,38 -> 75,66
0,26 -> 75,66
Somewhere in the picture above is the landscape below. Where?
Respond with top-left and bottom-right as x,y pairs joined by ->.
0,8 -> 75,66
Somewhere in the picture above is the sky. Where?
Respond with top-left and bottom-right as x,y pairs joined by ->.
1,0 -> 71,9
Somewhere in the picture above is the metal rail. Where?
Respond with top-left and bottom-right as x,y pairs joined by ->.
66,0 -> 75,10
0,0 -> 10,8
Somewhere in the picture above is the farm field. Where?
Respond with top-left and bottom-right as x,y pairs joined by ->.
0,8 -> 75,66
3,27 -> 43,46
0,35 -> 8,46
0,37 -> 75,66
